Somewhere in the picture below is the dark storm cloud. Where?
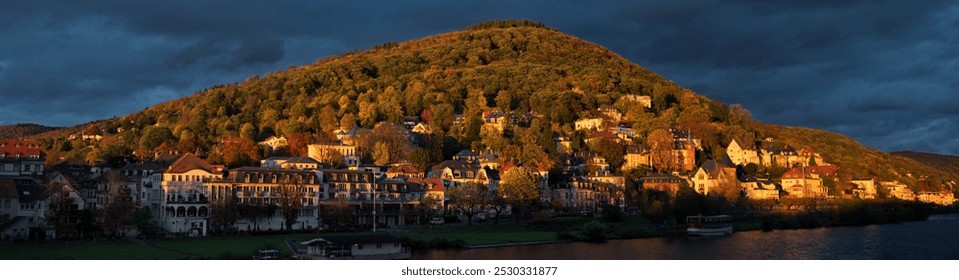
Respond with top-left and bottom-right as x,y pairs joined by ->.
168,39 -> 286,70
1,1 -> 957,155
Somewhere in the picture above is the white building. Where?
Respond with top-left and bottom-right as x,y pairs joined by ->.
159,154 -> 222,236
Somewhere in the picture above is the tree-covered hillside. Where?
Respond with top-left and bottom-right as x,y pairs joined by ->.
0,123 -> 60,139
30,20 -> 956,191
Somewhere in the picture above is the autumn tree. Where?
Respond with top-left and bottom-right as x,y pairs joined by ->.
320,196 -> 355,230
592,137 -> 625,172
710,172 -> 742,203
356,123 -> 412,165
220,137 -> 261,168
479,125 -> 508,152
486,195 -> 509,224
209,196 -> 238,234
139,126 -> 176,152
240,123 -> 257,140
238,198 -> 275,232
447,182 -> 489,225
340,113 -> 357,130
99,172 -> 135,237
285,133 -> 315,157
176,130 -> 203,154
277,184 -> 304,231
45,182 -> 74,238
647,128 -> 675,172
498,167 -> 541,219
318,105 -> 339,132
373,142 -> 391,166
417,195 -> 443,224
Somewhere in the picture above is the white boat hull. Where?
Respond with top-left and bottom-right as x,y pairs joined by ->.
687,226 -> 733,236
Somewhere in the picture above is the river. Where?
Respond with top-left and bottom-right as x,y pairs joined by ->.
413,213 -> 959,260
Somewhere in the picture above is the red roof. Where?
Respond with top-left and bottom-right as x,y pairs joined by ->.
806,165 -> 838,176
166,153 -> 215,174
387,163 -> 421,174
408,177 -> 445,192
781,167 -> 806,179
0,139 -> 44,158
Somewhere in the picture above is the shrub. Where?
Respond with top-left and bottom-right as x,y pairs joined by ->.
581,220 -> 607,242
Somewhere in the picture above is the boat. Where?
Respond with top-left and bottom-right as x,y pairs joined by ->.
253,248 -> 280,260
295,235 -> 411,260
686,214 -> 733,236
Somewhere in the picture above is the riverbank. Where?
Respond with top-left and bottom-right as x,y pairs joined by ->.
401,200 -> 950,250
2,201 -> 950,259
413,213 -> 959,260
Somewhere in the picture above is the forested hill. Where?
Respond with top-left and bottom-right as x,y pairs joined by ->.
30,20 -> 956,191
0,123 -> 60,139
892,151 -> 959,177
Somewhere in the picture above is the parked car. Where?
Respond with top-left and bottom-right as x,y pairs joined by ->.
429,217 -> 445,225
579,210 -> 592,217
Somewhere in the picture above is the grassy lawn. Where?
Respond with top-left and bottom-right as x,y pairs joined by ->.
1,241 -> 180,260
0,215 -> 662,259
149,233 -> 319,259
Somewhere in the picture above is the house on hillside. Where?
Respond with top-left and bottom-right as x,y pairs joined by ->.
318,169 -> 425,228
620,95 -> 652,108
880,181 -> 916,201
780,166 -> 828,198
623,145 -> 649,171
575,118 -> 605,131
430,160 -> 499,190
308,143 -> 361,167
846,179 -> 877,199
334,126 -> 362,145
599,105 -> 622,122
670,128 -> 699,171
554,136 -> 572,153
257,136 -> 288,151
408,177 -> 445,210
0,139 -> 45,177
159,153 -> 222,237
691,160 -> 737,196
726,139 -> 760,166
482,109 -> 508,132
569,176 -> 625,212
741,179 -> 781,200
918,190 -> 956,206
411,123 -> 433,135
386,163 -> 423,179
261,157 -> 320,170
638,174 -> 688,196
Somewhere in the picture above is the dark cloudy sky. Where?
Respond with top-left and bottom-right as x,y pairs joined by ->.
1,1 -> 957,155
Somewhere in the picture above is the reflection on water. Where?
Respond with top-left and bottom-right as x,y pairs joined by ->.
413,214 -> 959,260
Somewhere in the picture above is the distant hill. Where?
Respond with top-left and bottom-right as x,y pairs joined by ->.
27,19 -> 957,190
892,151 -> 959,177
0,123 -> 60,139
